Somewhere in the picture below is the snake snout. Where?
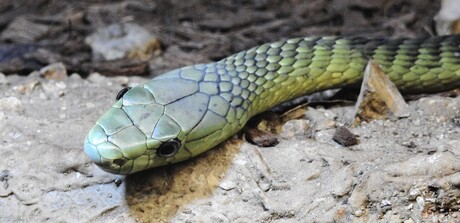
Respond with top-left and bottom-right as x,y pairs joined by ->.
84,138 -> 127,174
84,120 -> 150,174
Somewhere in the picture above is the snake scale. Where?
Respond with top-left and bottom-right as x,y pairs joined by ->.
84,35 -> 460,174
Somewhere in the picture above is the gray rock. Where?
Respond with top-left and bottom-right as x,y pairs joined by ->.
85,23 -> 159,61
280,119 -> 312,139
39,62 -> 67,80
305,107 -> 336,130
0,73 -> 7,85
0,97 -> 23,113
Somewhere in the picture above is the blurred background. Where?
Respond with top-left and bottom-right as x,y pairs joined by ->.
0,0 -> 458,78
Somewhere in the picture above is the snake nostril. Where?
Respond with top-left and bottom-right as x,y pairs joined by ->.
113,158 -> 127,166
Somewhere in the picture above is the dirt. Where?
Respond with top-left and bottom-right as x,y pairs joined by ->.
1,0 -> 460,223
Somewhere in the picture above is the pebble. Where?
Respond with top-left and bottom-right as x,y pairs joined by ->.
69,73 -> 82,80
354,210 -> 363,217
381,199 -> 392,207
0,72 -> 7,85
39,62 -> 67,80
0,97 -> 23,113
41,81 -> 66,98
333,126 -> 359,147
219,180 -> 236,191
403,218 -> 415,223
280,119 -> 310,139
85,23 -> 161,61
87,72 -> 106,84
408,188 -> 421,200
13,80 -> 40,94
416,196 -> 425,208
305,108 -> 336,130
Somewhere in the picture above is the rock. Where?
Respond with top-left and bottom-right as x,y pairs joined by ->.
305,107 -> 336,130
353,60 -> 410,125
349,186 -> 368,211
280,119 -> 312,139
435,0 -> 460,34
39,62 -> 67,80
332,126 -> 359,147
219,180 -> 236,191
0,17 -> 50,43
330,166 -> 354,197
87,72 -> 106,84
453,114 -> 460,127
0,97 -> 23,113
0,72 -> 7,85
13,80 -> 40,95
41,81 -> 67,98
85,23 -> 161,61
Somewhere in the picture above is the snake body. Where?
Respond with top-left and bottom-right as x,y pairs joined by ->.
84,35 -> 460,174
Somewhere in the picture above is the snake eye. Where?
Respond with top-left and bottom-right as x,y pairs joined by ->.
156,139 -> 181,158
116,87 -> 132,101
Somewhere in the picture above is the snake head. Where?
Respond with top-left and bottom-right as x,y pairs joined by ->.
84,77 -> 193,174
84,65 -> 238,174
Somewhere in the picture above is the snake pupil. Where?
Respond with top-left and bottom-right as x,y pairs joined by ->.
116,87 -> 132,101
156,139 -> 180,157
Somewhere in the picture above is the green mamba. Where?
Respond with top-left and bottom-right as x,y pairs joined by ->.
84,36 -> 460,174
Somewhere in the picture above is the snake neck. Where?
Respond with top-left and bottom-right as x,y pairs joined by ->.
215,35 -> 460,117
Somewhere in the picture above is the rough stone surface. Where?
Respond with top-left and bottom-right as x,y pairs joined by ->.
1,73 -> 459,222
85,23 -> 160,61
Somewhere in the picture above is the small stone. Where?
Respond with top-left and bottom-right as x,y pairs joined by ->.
452,114 -> 460,127
13,79 -> 40,95
87,72 -> 106,84
381,199 -> 392,207
41,81 -> 66,98
69,73 -> 82,80
354,210 -> 363,217
305,108 -> 336,130
408,188 -> 421,200
406,203 -> 413,210
219,180 -> 236,191
85,23 -> 161,61
333,126 -> 359,146
416,196 -> 425,208
353,61 -> 410,124
39,62 -> 67,80
0,97 -> 23,113
402,141 -> 417,148
259,182 -> 271,192
0,73 -> 7,85
280,119 -> 310,139
85,102 -> 95,109
403,218 -> 415,223
435,0 -> 460,35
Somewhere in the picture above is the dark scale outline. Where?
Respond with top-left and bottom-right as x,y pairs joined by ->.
186,109 -> 228,143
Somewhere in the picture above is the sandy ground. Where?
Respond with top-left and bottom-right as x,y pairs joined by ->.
1,70 -> 460,222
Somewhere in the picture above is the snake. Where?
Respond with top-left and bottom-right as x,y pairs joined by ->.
84,35 -> 460,174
